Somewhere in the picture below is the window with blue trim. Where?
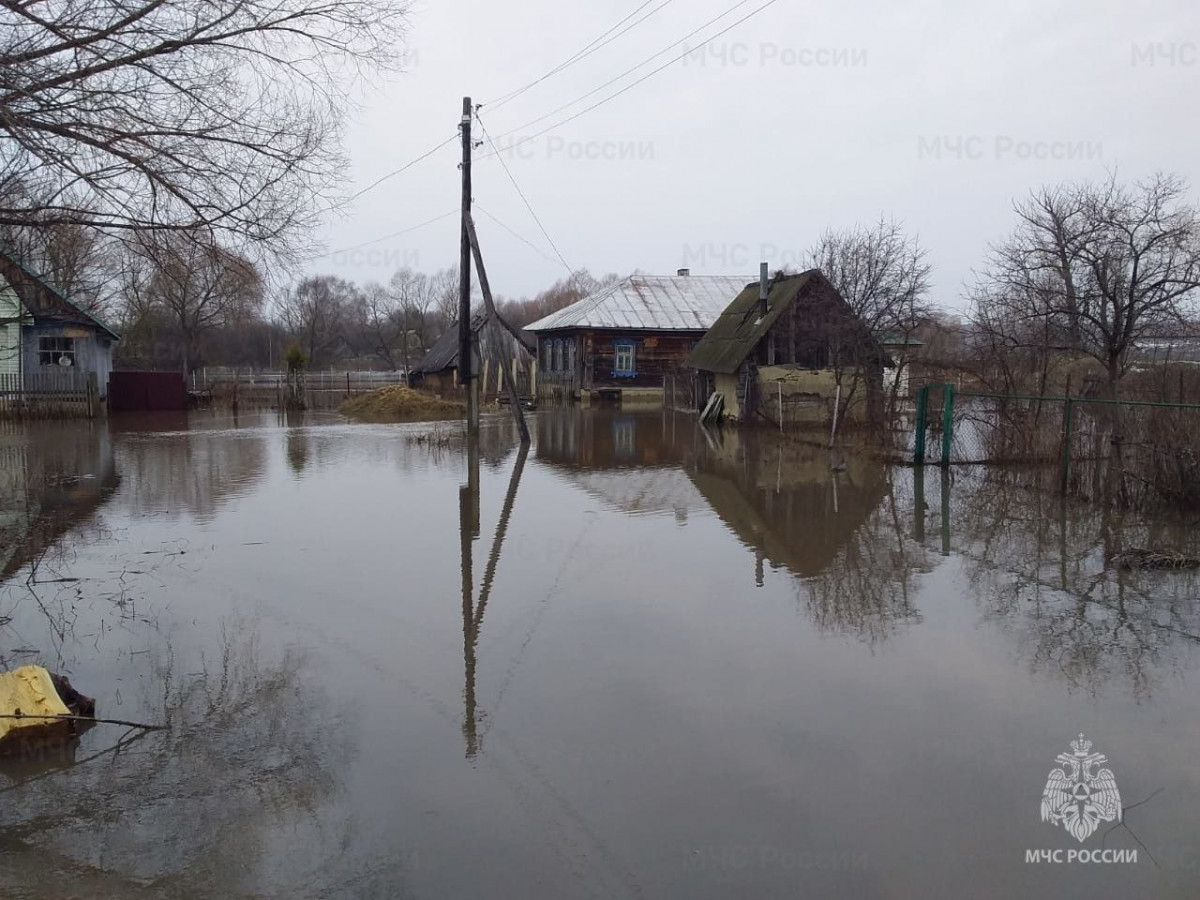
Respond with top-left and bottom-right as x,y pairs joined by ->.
613,339 -> 636,377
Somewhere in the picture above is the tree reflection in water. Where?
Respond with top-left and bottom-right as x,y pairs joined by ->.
938,467 -> 1200,697
0,622 -> 382,898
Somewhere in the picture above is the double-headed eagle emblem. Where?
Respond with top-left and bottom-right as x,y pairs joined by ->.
1040,733 -> 1122,842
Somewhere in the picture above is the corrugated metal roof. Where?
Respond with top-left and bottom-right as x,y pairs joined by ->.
525,275 -> 753,333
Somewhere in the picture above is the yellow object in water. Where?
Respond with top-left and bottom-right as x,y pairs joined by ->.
0,665 -> 71,748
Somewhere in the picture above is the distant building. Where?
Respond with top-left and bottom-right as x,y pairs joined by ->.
687,269 -> 886,425
525,271 -> 751,403
878,331 -> 924,399
0,249 -> 119,396
410,312 -> 535,395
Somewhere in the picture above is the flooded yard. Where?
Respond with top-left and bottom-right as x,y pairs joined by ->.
1,409 -> 1199,898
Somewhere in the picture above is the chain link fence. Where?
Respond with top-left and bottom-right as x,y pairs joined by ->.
911,383 -> 1200,510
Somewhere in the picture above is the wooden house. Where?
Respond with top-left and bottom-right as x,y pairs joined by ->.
0,249 -> 119,397
526,271 -> 750,404
687,268 -> 886,426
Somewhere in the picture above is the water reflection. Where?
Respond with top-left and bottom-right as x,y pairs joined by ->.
1,411 -> 1198,897
0,623 -> 362,898
111,417 -> 267,522
461,440 -> 529,758
940,470 -> 1200,697
0,423 -> 118,581
538,411 -> 925,641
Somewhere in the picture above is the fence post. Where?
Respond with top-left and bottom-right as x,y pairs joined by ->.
1060,397 -> 1075,493
940,382 -> 955,467
914,385 -> 928,465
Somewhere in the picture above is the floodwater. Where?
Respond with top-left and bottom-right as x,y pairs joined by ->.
1,409 -> 1199,898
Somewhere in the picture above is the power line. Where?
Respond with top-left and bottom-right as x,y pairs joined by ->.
475,204 -> 565,270
489,0 -> 757,143
480,0 -> 781,157
346,133 -> 458,203
311,209 -> 457,259
485,0 -> 676,114
476,114 -> 577,283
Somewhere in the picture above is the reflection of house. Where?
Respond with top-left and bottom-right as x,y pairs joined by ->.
0,250 -> 119,396
527,272 -> 749,403
535,410 -> 706,517
687,269 -> 885,425
0,424 -> 119,578
687,430 -> 890,580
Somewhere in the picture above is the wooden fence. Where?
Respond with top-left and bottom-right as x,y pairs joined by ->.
0,372 -> 97,419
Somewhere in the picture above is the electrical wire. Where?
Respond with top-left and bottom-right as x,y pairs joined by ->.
346,133 -> 458,203
480,0 -> 781,158
476,204 -> 565,269
476,114 -> 577,283
489,0 -> 757,143
485,0 -> 676,114
312,209 -> 457,259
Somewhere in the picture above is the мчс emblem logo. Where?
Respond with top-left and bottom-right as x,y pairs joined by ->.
1039,733 -> 1122,842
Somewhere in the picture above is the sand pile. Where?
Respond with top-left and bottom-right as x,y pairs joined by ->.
340,386 -> 465,423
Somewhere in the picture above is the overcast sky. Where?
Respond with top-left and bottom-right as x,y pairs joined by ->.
307,0 -> 1200,312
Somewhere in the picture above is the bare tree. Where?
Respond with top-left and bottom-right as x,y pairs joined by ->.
430,266 -> 460,328
972,173 -> 1200,395
125,233 -> 264,373
277,274 -> 356,368
806,217 -> 932,417
0,0 -> 408,254
389,267 -> 436,371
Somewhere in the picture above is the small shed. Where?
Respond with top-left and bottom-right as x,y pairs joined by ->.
0,249 -> 119,397
409,313 -> 535,396
687,269 -> 886,426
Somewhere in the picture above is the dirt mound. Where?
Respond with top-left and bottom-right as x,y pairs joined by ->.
340,386 -> 465,423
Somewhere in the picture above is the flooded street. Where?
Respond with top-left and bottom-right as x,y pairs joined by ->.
1,409 -> 1199,898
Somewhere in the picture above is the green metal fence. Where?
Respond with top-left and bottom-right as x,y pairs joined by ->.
911,383 -> 1200,508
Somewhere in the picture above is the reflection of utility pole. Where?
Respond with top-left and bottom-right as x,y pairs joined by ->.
459,96 -> 479,434
461,442 -> 528,758
459,434 -> 480,755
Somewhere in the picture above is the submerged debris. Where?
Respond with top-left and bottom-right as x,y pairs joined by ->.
340,386 -> 466,424
1111,549 -> 1200,571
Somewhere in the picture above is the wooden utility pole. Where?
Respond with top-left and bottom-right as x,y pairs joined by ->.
459,96 -> 479,432
464,212 -> 530,444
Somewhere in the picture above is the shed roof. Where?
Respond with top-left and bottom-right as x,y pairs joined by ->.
0,248 -> 120,341
686,270 -> 824,374
525,274 -> 752,333
411,312 -> 535,375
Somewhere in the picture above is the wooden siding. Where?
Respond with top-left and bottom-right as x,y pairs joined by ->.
20,323 -> 114,397
538,329 -> 703,393
0,285 -> 21,378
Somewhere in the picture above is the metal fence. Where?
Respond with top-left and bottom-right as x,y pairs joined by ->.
912,382 -> 1200,509
190,369 -> 409,410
